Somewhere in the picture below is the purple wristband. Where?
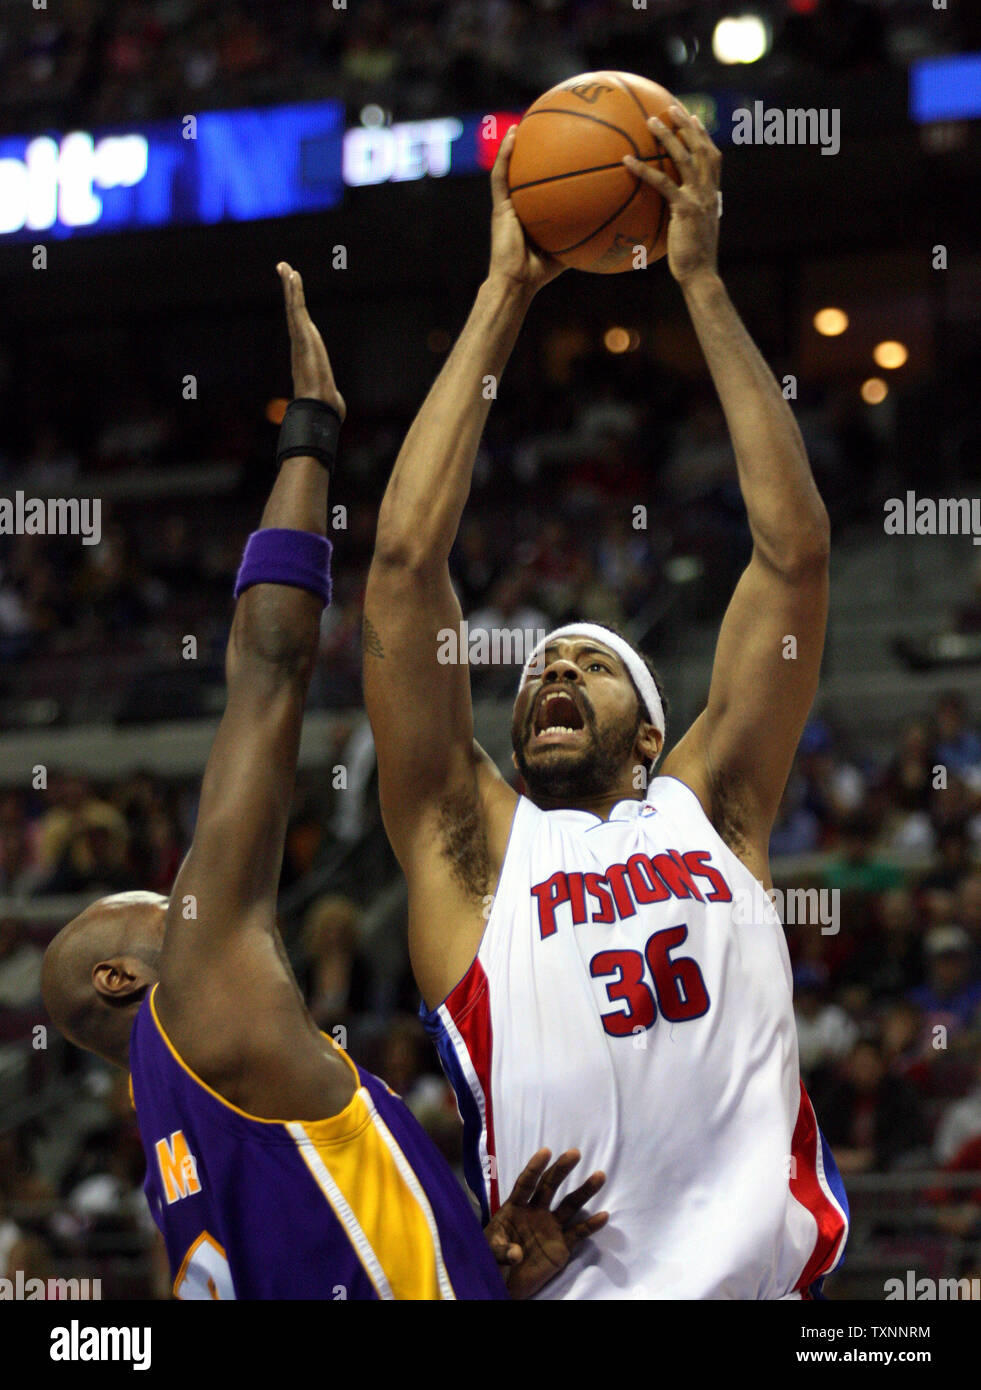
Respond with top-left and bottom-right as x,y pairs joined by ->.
233,529 -> 332,605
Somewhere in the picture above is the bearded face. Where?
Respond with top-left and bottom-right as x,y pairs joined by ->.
512,677 -> 646,802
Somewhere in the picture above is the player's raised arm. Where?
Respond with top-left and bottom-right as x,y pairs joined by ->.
363,130 -> 564,1003
625,109 -> 830,877
157,264 -> 346,1071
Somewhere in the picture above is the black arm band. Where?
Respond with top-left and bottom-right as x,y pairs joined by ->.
276,397 -> 342,473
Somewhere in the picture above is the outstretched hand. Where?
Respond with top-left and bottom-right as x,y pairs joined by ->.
484,1147 -> 608,1299
622,103 -> 722,287
488,126 -> 567,294
277,261 -> 346,419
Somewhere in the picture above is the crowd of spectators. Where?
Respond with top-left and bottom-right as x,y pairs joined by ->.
4,0 -> 974,140
3,0 -> 952,138
0,362 -> 885,719
0,0 -> 675,135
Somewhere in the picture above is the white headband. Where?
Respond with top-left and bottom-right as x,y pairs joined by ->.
519,623 -> 665,735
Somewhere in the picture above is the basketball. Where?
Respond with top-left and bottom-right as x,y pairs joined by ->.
507,71 -> 681,274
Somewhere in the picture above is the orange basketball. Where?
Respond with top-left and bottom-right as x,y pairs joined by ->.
507,71 -> 680,274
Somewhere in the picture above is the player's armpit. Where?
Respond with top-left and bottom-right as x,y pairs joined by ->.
661,545 -> 828,868
401,740 -> 518,1008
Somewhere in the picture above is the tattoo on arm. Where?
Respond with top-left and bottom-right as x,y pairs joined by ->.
363,614 -> 385,659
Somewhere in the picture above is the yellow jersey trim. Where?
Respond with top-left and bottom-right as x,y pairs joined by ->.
147,983 -> 363,1137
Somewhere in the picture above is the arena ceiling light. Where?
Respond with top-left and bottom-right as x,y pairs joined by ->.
712,14 -> 770,65
604,327 -> 631,354
813,307 -> 849,336
873,340 -> 908,369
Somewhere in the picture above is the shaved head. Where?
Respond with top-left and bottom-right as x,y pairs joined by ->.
42,892 -> 168,1067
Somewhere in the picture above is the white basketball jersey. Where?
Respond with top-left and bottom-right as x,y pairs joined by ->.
422,775 -> 849,1300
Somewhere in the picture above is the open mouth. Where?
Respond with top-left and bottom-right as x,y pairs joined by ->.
532,688 -> 586,743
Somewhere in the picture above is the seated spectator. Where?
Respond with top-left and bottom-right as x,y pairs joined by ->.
908,926 -> 981,1042
61,1074 -> 152,1254
811,1036 -> 929,1174
146,515 -> 206,601
925,1125 -> 981,1237
770,774 -> 821,857
878,719 -> 936,825
959,871 -> 981,952
42,805 -> 136,895
919,828 -> 974,896
954,559 -> 981,636
0,795 -> 43,896
821,814 -> 904,895
880,998 -> 931,1085
797,719 -> 866,836
17,423 -> 79,495
921,885 -> 960,931
928,774 -> 981,856
37,775 -> 112,878
363,1014 -> 451,1122
0,1223 -> 53,1287
934,1053 -> 981,1165
0,1200 -> 26,1282
794,963 -> 858,1086
594,512 -> 657,621
0,917 -> 44,1100
341,0 -> 398,86
934,693 -> 981,781
0,1127 -> 53,1209
467,569 -> 550,696
524,517 -> 586,620
300,895 -> 370,1035
0,919 -> 42,1010
451,518 -> 500,612
853,888 -> 922,1000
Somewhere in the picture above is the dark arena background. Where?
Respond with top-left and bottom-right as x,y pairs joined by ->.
1,0 -> 980,1341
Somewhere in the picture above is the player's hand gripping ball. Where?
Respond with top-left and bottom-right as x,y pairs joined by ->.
506,71 -> 682,274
